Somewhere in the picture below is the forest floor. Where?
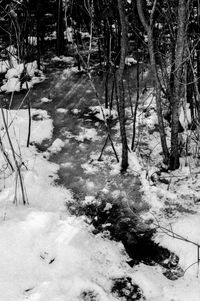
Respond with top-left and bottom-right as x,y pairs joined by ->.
0,55 -> 200,300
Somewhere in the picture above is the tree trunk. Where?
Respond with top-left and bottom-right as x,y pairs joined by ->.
56,0 -> 64,56
136,0 -> 169,163
131,40 -> 140,150
36,15 -> 41,70
170,0 -> 186,170
169,37 -> 176,105
196,41 -> 200,118
186,60 -> 194,122
117,0 -> 128,172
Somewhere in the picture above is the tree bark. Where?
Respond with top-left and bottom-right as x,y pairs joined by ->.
170,0 -> 187,170
117,0 -> 128,172
136,0 -> 169,163
196,41 -> 200,119
56,0 -> 64,56
131,39 -> 140,151
186,60 -> 194,122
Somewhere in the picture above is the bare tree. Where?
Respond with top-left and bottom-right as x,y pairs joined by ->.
136,0 -> 169,164
117,0 -> 129,172
170,0 -> 187,170
56,0 -> 65,56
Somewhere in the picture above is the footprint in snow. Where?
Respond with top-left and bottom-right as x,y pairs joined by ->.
40,251 -> 56,264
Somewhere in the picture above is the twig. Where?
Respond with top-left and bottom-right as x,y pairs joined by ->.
0,103 -> 28,205
27,98 -> 31,147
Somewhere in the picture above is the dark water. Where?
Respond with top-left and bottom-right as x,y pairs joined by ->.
7,64 -> 142,205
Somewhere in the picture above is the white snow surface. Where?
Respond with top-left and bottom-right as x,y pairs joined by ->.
47,138 -> 65,154
75,127 -> 100,142
125,56 -> 137,65
89,105 -> 118,121
132,264 -> 200,301
0,60 -> 10,73
0,107 -> 133,301
56,108 -> 68,113
0,212 -> 130,301
52,56 -> 75,64
0,56 -> 45,92
41,97 -> 52,103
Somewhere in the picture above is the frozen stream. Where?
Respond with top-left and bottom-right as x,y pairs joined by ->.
6,62 -> 185,282
10,63 -> 142,205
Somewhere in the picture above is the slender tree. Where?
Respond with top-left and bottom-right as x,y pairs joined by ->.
170,0 -> 187,169
56,0 -> 65,56
117,0 -> 129,172
136,0 -> 169,163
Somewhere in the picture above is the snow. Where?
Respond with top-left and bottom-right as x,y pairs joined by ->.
0,52 -> 45,93
28,36 -> 37,46
47,138 -> 65,154
1,77 -> 21,92
76,127 -> 100,142
6,45 -> 17,55
72,108 -> 80,114
125,56 -> 137,65
65,27 -> 73,42
132,264 -> 200,301
121,88 -> 200,300
1,63 -> 200,300
0,212 -> 130,301
0,109 -> 53,148
61,67 -> 80,79
81,162 -> 99,174
6,66 -> 21,79
56,108 -> 68,113
41,97 -> 52,103
155,214 -> 200,276
179,102 -> 192,130
89,105 -> 118,121
0,60 -> 10,73
84,195 -> 95,204
80,32 -> 91,39
0,107 -> 134,301
52,56 -> 75,64
81,85 -> 200,300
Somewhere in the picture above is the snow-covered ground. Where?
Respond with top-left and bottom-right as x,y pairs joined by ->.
0,107 -> 135,301
81,89 -> 200,299
0,46 -> 45,93
0,63 -> 200,300
0,60 -> 45,93
127,90 -> 200,300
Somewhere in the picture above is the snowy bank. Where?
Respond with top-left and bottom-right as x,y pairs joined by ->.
0,107 -> 136,301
